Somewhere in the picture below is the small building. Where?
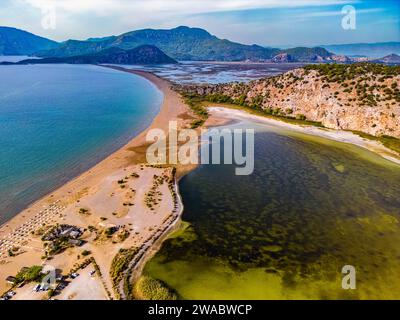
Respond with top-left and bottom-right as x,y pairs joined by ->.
5,276 -> 16,284
69,230 -> 80,239
67,239 -> 83,246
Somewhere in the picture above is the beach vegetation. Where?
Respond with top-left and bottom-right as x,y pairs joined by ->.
352,131 -> 400,155
78,208 -> 90,215
82,250 -> 91,256
110,247 -> 138,290
296,114 -> 307,121
180,92 -> 209,128
15,265 -> 43,284
48,289 -> 55,298
134,276 -> 178,300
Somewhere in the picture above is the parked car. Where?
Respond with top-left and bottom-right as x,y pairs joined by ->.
70,273 -> 79,279
7,291 -> 16,297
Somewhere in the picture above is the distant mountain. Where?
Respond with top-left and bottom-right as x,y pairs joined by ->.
373,53 -> 400,65
321,42 -> 400,59
37,26 -> 281,61
1,25 -> 344,63
270,47 -> 351,63
2,45 -> 177,65
0,26 -> 58,55
278,47 -> 334,62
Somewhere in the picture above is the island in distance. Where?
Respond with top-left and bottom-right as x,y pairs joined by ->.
1,45 -> 178,65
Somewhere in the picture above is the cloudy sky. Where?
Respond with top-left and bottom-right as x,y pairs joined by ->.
1,0 -> 399,46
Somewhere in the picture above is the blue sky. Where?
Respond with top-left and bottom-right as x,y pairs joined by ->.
1,0 -> 399,46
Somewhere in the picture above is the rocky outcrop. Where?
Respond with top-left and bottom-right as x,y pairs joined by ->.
330,55 -> 352,63
271,53 -> 295,63
177,63 -> 400,138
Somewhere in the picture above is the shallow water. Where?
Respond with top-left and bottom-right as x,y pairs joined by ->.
0,56 -> 39,63
143,121 -> 400,299
113,61 -> 304,84
0,63 -> 162,223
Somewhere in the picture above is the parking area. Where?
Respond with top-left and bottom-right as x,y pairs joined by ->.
12,283 -> 48,300
56,265 -> 108,300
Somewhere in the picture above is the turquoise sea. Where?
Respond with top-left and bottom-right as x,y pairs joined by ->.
0,63 -> 162,224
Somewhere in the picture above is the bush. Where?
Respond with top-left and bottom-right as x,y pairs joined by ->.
296,114 -> 307,121
82,250 -> 91,256
15,266 -> 43,283
134,276 -> 178,300
110,248 -> 138,287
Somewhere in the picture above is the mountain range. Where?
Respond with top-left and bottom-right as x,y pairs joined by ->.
0,26 -> 57,55
36,26 -> 282,61
0,26 -> 338,63
321,42 -> 400,59
0,26 -> 399,64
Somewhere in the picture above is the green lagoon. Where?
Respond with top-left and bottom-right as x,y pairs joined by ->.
142,120 -> 400,300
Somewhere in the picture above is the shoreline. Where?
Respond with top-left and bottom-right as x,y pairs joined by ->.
207,106 -> 400,166
0,67 -> 188,231
119,177 -> 185,299
0,67 -> 194,297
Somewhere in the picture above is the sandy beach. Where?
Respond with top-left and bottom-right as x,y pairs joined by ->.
0,67 -> 193,298
207,106 -> 400,165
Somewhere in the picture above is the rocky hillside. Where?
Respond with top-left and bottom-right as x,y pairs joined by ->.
178,63 -> 400,138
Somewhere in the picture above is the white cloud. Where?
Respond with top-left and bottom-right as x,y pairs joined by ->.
299,7 -> 384,18
9,0 -> 394,45
22,0 -> 356,16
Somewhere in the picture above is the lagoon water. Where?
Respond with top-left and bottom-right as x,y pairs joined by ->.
0,63 -> 162,224
117,61 -> 304,84
143,120 -> 400,299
